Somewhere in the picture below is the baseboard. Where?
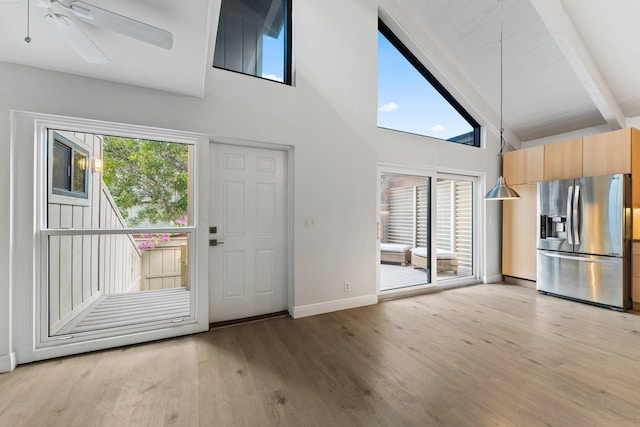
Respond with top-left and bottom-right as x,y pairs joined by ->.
0,352 -> 16,373
483,274 -> 504,284
292,294 -> 378,319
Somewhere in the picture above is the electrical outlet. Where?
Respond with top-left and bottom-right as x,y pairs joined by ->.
344,282 -> 350,292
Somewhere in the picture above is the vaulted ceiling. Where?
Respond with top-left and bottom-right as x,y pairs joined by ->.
0,0 -> 213,97
1,0 -> 639,143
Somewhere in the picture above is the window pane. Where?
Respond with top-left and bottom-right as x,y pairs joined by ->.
379,173 -> 431,291
52,141 -> 71,191
436,177 -> 474,280
377,23 -> 479,145
48,232 -> 192,337
47,134 -> 193,230
72,150 -> 87,193
102,137 -> 192,228
213,0 -> 290,84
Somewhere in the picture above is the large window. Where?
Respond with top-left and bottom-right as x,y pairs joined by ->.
42,128 -> 198,344
213,0 -> 292,84
377,19 -> 480,146
11,112 -> 209,366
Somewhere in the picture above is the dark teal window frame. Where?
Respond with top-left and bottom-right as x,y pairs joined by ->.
213,0 -> 293,85
50,132 -> 89,200
378,19 -> 481,147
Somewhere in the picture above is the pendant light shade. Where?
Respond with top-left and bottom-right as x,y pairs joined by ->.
484,0 -> 520,201
485,176 -> 520,200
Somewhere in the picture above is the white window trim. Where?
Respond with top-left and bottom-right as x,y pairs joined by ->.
11,110 -> 210,364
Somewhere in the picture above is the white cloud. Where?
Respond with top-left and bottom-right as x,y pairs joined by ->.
378,102 -> 399,113
430,124 -> 446,132
262,73 -> 282,82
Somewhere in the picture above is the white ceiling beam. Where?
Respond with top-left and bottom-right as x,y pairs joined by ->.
529,0 -> 626,129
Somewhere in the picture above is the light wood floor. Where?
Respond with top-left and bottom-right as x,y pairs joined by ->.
2,284 -> 640,426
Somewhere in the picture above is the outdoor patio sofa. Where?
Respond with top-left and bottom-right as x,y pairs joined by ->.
380,243 -> 412,266
411,247 -> 458,273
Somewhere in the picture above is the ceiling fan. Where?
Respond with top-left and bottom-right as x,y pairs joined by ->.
4,0 -> 174,63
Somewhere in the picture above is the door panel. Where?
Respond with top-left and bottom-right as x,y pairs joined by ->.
436,175 -> 475,280
223,251 -> 245,298
575,175 -> 626,257
210,144 -> 287,322
379,173 -> 431,291
255,249 -> 275,294
537,250 -> 626,308
224,181 -> 245,236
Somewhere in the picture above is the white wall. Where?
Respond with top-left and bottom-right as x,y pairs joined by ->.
0,0 -> 504,371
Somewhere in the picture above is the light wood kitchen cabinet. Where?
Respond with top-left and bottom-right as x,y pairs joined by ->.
633,242 -> 640,310
582,128 -> 639,176
502,183 -> 537,281
634,131 -> 640,240
543,137 -> 583,181
503,145 -> 544,185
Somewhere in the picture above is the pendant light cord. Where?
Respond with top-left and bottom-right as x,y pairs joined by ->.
25,0 -> 32,43
499,0 -> 504,159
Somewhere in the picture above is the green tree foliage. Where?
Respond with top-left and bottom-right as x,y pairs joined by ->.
102,136 -> 189,227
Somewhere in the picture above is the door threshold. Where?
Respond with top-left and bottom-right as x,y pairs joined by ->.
209,310 -> 290,329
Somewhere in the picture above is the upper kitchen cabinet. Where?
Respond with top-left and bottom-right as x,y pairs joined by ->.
503,145 -> 544,185
583,128 -> 640,176
544,137 -> 583,181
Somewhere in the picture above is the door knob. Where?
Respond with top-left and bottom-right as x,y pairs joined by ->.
209,239 -> 224,246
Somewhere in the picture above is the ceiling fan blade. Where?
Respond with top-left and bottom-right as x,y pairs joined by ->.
67,1 -> 173,49
45,13 -> 109,63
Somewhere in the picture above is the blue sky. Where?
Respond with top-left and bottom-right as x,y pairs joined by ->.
261,27 -> 285,82
377,31 -> 473,140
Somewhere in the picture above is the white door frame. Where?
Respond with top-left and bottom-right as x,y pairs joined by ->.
377,162 -> 483,299
209,139 -> 294,319
11,111 -> 210,365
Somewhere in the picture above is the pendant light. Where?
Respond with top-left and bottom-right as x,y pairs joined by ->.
485,0 -> 520,201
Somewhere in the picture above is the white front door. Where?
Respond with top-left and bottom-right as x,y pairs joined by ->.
209,143 -> 288,322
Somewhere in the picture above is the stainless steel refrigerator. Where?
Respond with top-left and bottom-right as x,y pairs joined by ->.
537,174 -> 631,310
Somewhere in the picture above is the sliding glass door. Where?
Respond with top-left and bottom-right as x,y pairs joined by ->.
379,169 -> 432,291
378,167 -> 478,294
435,174 -> 476,281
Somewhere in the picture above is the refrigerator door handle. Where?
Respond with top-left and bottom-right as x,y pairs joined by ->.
566,186 -> 574,245
573,185 -> 581,245
539,250 -> 618,263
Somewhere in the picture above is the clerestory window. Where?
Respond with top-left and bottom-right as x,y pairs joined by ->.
213,0 -> 292,84
377,19 -> 480,147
